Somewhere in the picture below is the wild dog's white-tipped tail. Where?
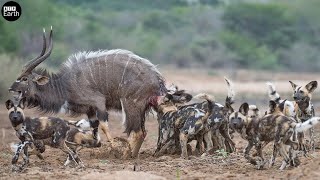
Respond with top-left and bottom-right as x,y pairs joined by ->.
295,117 -> 320,132
249,104 -> 259,114
194,93 -> 215,102
224,77 -> 235,103
266,82 -> 281,103
10,142 -> 19,153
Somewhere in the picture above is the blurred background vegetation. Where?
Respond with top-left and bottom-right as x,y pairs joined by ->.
0,0 -> 320,100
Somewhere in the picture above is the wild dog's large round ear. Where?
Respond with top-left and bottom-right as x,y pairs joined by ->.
5,99 -> 14,110
171,90 -> 192,103
278,99 -> 287,111
239,102 -> 249,116
289,81 -> 298,91
305,81 -> 318,93
268,100 -> 277,111
18,97 -> 27,109
164,94 -> 173,101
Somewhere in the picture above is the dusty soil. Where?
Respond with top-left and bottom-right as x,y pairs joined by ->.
1,70 -> 320,179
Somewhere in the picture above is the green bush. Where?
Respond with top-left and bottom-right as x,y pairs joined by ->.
223,2 -> 298,50
220,31 -> 277,69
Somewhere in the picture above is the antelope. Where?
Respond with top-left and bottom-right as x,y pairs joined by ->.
8,27 -> 167,157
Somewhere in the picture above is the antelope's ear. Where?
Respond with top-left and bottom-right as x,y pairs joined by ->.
305,81 -> 317,93
19,97 -> 27,109
239,103 -> 249,116
269,100 -> 277,111
289,81 -> 298,91
5,99 -> 14,110
32,74 -> 49,85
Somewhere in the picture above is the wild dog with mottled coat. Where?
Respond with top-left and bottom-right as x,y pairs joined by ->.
155,93 -> 214,159
202,77 -> 236,153
229,101 -> 320,170
6,98 -> 101,171
267,81 -> 318,151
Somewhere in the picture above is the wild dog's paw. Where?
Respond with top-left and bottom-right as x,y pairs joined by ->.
36,153 -> 44,160
269,160 -> 275,168
290,157 -> 301,167
255,160 -> 267,170
279,161 -> 289,170
11,165 -> 23,172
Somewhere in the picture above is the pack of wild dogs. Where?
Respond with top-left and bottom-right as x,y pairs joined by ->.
5,28 -> 320,172
6,77 -> 320,172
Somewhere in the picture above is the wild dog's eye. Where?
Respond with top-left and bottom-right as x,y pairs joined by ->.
17,112 -> 21,115
299,90 -> 303,93
21,77 -> 27,81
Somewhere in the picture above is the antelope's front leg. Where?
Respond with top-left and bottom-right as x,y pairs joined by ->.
97,111 -> 113,142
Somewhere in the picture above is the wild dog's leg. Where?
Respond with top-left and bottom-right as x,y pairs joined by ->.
11,141 -> 31,171
219,126 -> 236,153
210,130 -> 220,150
309,127 -> 315,151
21,145 -> 30,168
278,144 -> 290,170
284,139 -> 300,167
244,141 -> 256,165
196,134 -> 205,154
203,131 -> 213,154
254,138 -> 266,169
154,139 -> 175,157
180,133 -> 189,159
64,154 -> 72,166
297,132 -> 308,156
269,143 -> 278,168
60,142 -> 82,166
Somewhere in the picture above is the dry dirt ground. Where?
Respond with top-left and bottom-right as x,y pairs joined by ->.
1,69 -> 320,180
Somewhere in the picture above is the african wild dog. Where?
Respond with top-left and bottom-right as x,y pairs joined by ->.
266,82 -> 296,117
5,98 -> 101,171
202,77 -> 236,153
267,81 -> 318,151
154,93 -> 214,159
229,101 -> 320,170
289,80 -> 317,151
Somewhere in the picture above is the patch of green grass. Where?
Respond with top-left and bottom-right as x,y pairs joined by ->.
176,168 -> 180,180
215,149 -> 228,158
